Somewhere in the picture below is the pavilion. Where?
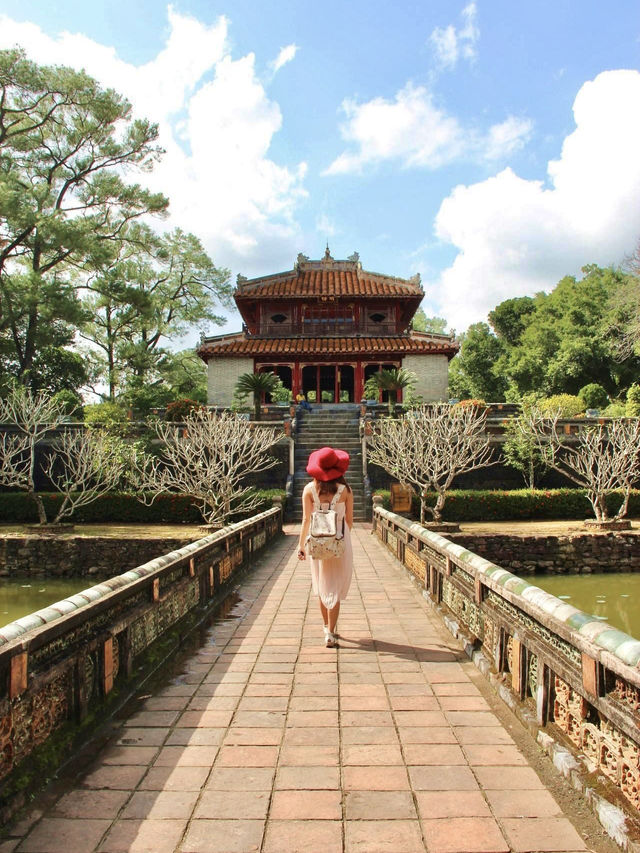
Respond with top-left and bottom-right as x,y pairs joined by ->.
197,249 -> 458,406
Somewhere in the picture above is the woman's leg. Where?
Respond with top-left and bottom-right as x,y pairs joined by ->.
319,599 -> 328,628
327,601 -> 340,634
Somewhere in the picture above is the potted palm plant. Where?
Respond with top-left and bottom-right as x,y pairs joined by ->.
235,371 -> 280,421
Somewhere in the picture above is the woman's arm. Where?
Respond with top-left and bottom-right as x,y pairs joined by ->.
298,488 -> 313,559
345,488 -> 354,529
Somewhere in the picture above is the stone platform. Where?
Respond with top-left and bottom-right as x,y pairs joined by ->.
2,525 -> 598,853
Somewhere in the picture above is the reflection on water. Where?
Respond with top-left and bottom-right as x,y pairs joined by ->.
0,578 -> 90,627
535,573 -> 640,639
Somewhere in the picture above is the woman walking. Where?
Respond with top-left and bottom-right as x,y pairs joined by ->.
298,447 -> 354,647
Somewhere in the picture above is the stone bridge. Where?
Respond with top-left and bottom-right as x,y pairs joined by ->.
1,508 -> 638,852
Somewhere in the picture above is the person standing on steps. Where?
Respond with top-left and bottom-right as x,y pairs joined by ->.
298,447 -> 354,648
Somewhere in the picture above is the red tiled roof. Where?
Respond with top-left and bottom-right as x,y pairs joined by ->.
198,332 -> 458,359
234,259 -> 423,300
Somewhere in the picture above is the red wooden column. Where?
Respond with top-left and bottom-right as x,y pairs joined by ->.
355,360 -> 364,402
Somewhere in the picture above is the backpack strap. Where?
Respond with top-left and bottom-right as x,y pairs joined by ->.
329,484 -> 345,509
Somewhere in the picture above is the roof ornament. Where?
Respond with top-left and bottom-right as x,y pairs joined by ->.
347,251 -> 360,264
236,273 -> 248,286
409,272 -> 422,287
322,244 -> 334,263
296,252 -> 309,269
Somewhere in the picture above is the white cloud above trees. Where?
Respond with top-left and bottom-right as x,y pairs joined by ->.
432,70 -> 640,330
0,7 -> 307,275
324,83 -> 531,175
429,2 -> 479,70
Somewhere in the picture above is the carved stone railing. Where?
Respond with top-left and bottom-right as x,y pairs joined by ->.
0,506 -> 282,795
373,506 -> 640,813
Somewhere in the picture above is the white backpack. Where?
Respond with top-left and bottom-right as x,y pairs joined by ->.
306,484 -> 346,559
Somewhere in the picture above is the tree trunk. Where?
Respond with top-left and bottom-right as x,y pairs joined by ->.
253,394 -> 261,421
615,489 -> 630,520
432,490 -> 446,523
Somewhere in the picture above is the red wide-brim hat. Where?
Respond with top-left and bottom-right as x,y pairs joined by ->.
306,446 -> 350,482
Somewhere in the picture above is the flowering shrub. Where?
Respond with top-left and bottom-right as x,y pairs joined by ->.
453,399 -> 488,412
165,399 -> 205,421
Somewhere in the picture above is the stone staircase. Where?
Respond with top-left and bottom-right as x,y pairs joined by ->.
288,405 -> 370,522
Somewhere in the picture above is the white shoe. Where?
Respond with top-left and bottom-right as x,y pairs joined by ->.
325,631 -> 337,648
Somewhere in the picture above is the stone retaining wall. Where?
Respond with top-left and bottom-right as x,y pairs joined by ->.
373,507 -> 640,827
0,536 -> 193,578
446,531 -> 640,574
0,506 -> 282,814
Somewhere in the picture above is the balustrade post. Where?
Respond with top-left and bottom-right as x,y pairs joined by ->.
103,637 -> 114,695
9,652 -> 28,699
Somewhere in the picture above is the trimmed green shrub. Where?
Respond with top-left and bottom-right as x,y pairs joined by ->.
578,383 -> 609,410
602,402 -> 626,417
0,490 -> 286,525
538,394 -> 584,418
373,488 -> 640,522
626,383 -> 640,417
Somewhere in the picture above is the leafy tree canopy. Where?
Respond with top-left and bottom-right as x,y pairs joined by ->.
0,47 -> 167,386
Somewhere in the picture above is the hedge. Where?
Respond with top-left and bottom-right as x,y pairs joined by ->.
373,488 -> 640,522
0,490 -> 286,525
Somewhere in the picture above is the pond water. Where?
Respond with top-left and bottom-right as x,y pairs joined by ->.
534,572 -> 640,639
0,578 -> 90,628
2,572 -> 640,642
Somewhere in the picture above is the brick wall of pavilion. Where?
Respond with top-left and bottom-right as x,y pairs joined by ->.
207,356 -> 253,406
402,353 -> 449,401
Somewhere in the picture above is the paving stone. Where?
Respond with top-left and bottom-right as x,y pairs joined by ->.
82,764 -> 147,790
420,817 -> 510,852
51,789 -> 130,819
205,767 -> 275,791
180,819 -> 264,852
262,819 -> 342,853
120,790 -> 199,819
99,819 -> 187,853
500,817 -> 588,851
18,818 -> 111,852
474,765 -> 546,790
344,790 -> 417,820
485,788 -> 564,817
409,764 -> 479,791
275,765 -> 340,790
415,790 -> 491,819
345,819 -> 425,852
194,790 -> 270,820
269,790 -> 342,819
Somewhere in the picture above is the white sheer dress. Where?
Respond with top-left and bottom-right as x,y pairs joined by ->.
304,482 -> 353,610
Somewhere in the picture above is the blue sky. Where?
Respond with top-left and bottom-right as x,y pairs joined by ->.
2,1 -> 640,336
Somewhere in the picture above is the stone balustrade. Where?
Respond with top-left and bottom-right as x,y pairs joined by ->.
373,506 -> 640,813
0,506 -> 282,799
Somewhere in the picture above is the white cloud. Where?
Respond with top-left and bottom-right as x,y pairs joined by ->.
430,2 -> 479,70
270,44 -> 298,76
315,213 -> 337,238
431,70 -> 640,330
324,83 -> 530,175
0,7 -> 306,278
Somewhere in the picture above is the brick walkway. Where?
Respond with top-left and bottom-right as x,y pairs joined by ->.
3,525 -> 593,853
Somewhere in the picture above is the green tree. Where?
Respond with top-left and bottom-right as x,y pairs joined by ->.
0,48 -> 167,386
495,267 -> 639,398
447,323 -> 508,402
80,226 -> 231,399
235,372 -> 280,421
411,308 -> 448,334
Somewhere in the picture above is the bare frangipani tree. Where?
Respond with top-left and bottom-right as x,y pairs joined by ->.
43,430 -> 126,523
0,387 -> 128,524
0,387 -> 68,523
367,403 -> 494,523
526,410 -> 640,522
134,409 -> 282,526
